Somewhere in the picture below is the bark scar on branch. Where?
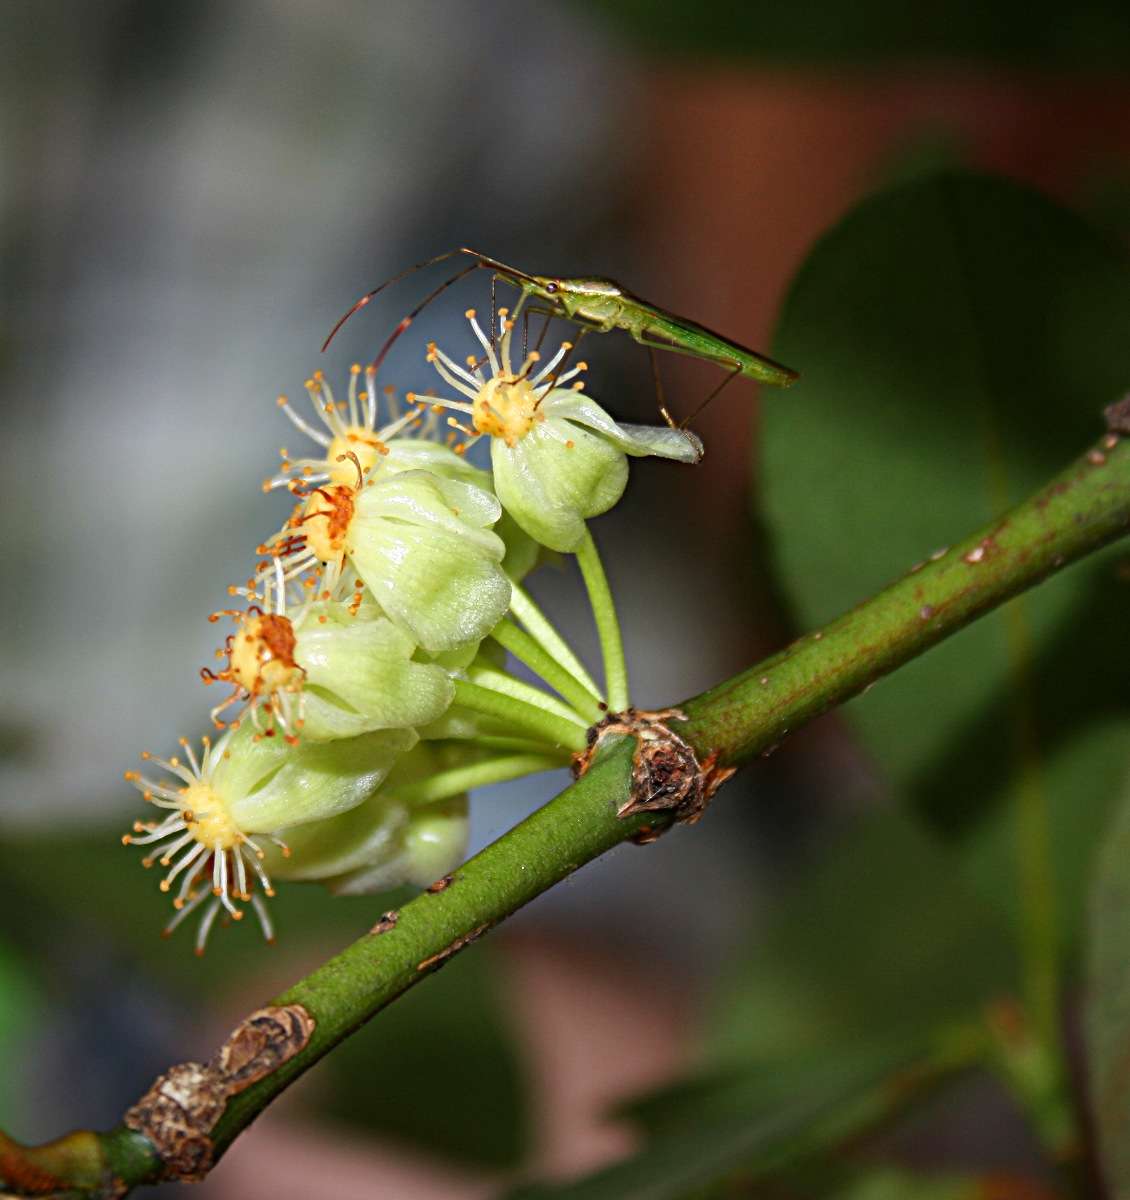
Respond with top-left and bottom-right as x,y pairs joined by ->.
123,1004 -> 314,1182
573,707 -> 735,840
1105,394 -> 1130,434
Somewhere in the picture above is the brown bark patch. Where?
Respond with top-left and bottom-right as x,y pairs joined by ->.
1105,394 -> 1130,434
417,922 -> 491,973
573,708 -> 735,835
124,1004 -> 314,1182
371,909 -> 400,934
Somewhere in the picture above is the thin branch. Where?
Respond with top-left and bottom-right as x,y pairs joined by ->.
3,424 -> 1128,1197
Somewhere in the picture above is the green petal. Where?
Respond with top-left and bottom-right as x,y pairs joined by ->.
490,418 -> 627,553
384,439 -> 492,488
496,507 -> 542,582
357,469 -> 501,543
266,743 -> 471,890
226,726 -> 416,833
351,520 -> 511,652
264,792 -> 410,881
327,796 -> 469,895
296,606 -> 454,739
543,391 -> 703,462
348,471 -> 511,652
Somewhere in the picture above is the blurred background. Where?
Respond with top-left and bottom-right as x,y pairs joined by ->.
3,2 -> 1130,1196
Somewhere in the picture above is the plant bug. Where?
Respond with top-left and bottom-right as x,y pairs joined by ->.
323,248 -> 798,428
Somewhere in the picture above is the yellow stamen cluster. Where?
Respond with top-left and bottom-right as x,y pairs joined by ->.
121,735 -> 287,955
411,304 -> 587,453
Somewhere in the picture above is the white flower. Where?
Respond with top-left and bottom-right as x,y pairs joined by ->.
266,365 -> 427,491
205,558 -> 454,742
262,457 -> 511,654
416,303 -> 702,552
263,744 -> 472,895
123,722 -> 414,952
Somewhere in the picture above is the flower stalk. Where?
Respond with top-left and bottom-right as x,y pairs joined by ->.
575,528 -> 631,712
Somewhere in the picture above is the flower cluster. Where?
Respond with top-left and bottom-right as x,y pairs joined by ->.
124,295 -> 702,951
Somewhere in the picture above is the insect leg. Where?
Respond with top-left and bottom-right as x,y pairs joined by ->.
647,346 -> 676,429
679,362 -> 743,429
520,305 -> 554,368
632,326 -> 745,423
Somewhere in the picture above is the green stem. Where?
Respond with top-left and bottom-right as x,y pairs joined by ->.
452,678 -> 588,754
387,753 -> 568,806
441,734 -> 569,756
509,583 -> 604,701
489,618 -> 604,723
466,664 -> 584,725
575,527 -> 630,712
680,433 -> 1130,765
10,427 -> 1130,1196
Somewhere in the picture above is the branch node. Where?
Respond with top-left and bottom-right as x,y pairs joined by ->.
573,708 -> 735,836
124,1004 -> 314,1182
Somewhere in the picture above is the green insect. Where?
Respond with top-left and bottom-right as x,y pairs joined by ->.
323,248 -> 798,427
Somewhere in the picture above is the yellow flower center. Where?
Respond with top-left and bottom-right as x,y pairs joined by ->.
327,429 -> 387,482
472,375 -> 544,448
183,781 -> 241,851
229,613 -> 303,695
299,483 -> 356,561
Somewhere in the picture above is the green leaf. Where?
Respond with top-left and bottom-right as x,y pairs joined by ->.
318,941 -> 530,1168
1086,763 -> 1130,1197
502,1044 -> 906,1200
762,171 -> 1130,953
0,829 -> 530,1165
708,806 -> 1016,1064
505,809 -> 999,1200
827,1167 -> 988,1200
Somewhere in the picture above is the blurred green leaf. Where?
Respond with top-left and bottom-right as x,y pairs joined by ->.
762,171 -> 1130,952
708,806 -> 1015,1064
505,809 -> 999,1200
590,0 -> 1130,65
0,939 -> 38,1128
503,1041 -> 907,1200
0,828 -> 406,996
1085,763 -> 1130,1198
828,1167 -> 997,1200
319,941 -> 530,1168
0,829 -> 529,1166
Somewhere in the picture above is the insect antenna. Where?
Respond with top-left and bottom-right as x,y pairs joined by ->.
368,260 -> 481,377
321,247 -> 538,353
